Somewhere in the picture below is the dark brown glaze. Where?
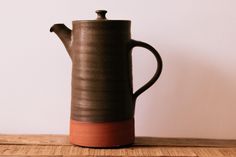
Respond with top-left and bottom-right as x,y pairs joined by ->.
50,10 -> 162,147
95,10 -> 107,20
70,21 -> 133,122
50,24 -> 72,58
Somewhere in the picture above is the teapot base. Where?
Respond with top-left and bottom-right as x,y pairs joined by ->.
70,118 -> 134,148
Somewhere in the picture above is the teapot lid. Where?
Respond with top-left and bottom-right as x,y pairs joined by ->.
72,10 -> 130,24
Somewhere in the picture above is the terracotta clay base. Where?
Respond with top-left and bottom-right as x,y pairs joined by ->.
70,118 -> 134,148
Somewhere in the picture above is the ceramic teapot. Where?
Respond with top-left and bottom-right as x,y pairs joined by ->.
50,10 -> 162,148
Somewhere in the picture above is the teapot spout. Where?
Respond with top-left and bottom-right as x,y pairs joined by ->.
50,24 -> 72,58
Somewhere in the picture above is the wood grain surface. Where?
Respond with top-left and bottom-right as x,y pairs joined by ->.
0,134 -> 236,157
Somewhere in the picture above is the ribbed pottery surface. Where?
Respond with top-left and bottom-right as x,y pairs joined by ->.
70,22 -> 133,122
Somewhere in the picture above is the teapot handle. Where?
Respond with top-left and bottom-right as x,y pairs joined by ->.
128,39 -> 163,102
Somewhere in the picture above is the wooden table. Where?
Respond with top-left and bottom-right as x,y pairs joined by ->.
0,135 -> 236,157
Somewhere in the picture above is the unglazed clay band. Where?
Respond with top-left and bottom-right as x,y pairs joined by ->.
70,118 -> 135,147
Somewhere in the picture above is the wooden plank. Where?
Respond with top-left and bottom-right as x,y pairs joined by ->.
0,134 -> 70,146
0,144 -> 236,156
218,148 -> 236,157
1,134 -> 236,147
1,135 -> 236,156
0,144 -> 195,156
160,147 -> 197,156
191,147 -> 223,157
2,145 -> 236,157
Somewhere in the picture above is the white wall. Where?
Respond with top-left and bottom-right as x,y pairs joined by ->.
0,0 -> 236,139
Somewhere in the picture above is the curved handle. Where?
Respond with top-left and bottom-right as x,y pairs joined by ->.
129,39 -> 163,102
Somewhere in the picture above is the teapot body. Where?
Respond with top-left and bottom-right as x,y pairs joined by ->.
50,10 -> 163,148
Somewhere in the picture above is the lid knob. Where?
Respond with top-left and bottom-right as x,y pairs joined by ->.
96,10 -> 107,20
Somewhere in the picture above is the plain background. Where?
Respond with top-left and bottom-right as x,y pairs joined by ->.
0,0 -> 236,139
